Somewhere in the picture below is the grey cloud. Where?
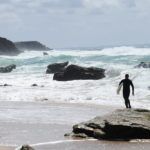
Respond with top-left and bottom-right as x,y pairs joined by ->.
121,0 -> 136,8
40,0 -> 83,8
0,0 -> 150,16
0,0 -> 150,48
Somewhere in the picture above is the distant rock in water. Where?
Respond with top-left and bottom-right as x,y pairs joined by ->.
46,61 -> 69,74
53,64 -> 105,81
67,109 -> 150,140
31,84 -> 38,87
0,37 -> 20,55
43,52 -> 49,55
15,41 -> 52,51
135,62 -> 150,68
0,84 -> 12,86
0,64 -> 16,73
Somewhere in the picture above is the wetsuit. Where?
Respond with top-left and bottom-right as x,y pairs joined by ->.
119,79 -> 134,108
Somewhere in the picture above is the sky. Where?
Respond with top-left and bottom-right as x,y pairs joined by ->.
0,0 -> 150,48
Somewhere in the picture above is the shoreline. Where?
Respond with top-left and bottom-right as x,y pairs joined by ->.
0,101 -> 118,150
0,101 -> 150,150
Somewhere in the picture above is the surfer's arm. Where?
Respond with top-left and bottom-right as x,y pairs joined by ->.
130,81 -> 134,95
119,80 -> 123,86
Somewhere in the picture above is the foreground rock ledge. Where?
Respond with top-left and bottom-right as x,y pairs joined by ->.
66,109 -> 150,140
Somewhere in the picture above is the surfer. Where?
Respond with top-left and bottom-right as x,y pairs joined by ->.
119,74 -> 134,108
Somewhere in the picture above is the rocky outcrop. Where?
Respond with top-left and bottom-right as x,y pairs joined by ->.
46,61 -> 69,74
31,84 -> 38,87
67,109 -> 150,140
15,41 -> 52,51
0,64 -> 16,73
0,37 -> 20,55
19,145 -> 35,150
43,52 -> 49,55
53,64 -> 105,81
135,62 -> 150,68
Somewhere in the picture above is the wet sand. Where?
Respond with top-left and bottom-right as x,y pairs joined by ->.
0,101 -> 150,150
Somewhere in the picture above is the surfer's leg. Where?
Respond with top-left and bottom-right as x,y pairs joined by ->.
128,96 -> 131,108
128,99 -> 131,108
125,98 -> 129,108
125,98 -> 131,108
126,92 -> 131,108
123,95 -> 128,108
123,91 -> 131,108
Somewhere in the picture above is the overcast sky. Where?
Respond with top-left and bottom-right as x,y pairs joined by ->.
0,0 -> 150,48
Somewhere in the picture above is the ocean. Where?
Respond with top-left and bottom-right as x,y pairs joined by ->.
0,46 -> 150,108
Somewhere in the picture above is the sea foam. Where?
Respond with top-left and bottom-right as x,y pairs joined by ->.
0,46 -> 149,108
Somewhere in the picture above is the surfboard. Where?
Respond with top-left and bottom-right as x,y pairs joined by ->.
117,83 -> 123,95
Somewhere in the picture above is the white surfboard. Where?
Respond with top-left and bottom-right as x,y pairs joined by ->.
117,83 -> 123,95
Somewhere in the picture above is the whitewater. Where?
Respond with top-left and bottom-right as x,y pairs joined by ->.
0,46 -> 150,108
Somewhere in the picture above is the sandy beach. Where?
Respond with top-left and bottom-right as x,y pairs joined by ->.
0,101 -> 150,150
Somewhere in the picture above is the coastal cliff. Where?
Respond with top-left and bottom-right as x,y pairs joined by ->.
15,41 -> 52,51
0,37 -> 20,55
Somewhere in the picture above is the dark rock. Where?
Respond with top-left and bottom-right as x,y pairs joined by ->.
0,37 -> 20,55
0,84 -> 12,86
19,145 -> 35,150
68,109 -> 150,140
4,84 -> 12,86
135,62 -> 150,68
43,52 -> 48,55
46,61 -> 69,74
41,98 -> 48,101
15,41 -> 52,51
53,64 -> 105,81
0,64 -> 16,73
31,84 -> 38,87
64,132 -> 88,138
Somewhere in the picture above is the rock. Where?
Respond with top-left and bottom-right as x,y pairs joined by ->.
0,84 -> 12,86
0,37 -> 20,55
53,64 -> 105,81
19,145 -> 35,150
15,41 -> 52,51
68,109 -> 150,140
43,52 -> 48,55
135,62 -> 150,68
46,61 -> 69,74
41,98 -> 48,101
4,84 -> 12,86
31,84 -> 38,87
0,64 -> 16,73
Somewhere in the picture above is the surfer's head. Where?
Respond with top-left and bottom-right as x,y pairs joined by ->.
125,74 -> 129,79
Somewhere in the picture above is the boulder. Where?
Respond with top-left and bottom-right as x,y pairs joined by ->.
135,62 -> 150,68
0,64 -> 16,73
15,41 -> 52,51
46,61 -> 69,74
43,52 -> 48,55
67,109 -> 150,140
31,84 -> 38,87
0,37 -> 20,55
19,145 -> 35,150
0,84 -> 12,86
53,64 -> 105,81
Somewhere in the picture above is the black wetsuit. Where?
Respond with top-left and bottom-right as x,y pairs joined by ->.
119,79 -> 134,108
